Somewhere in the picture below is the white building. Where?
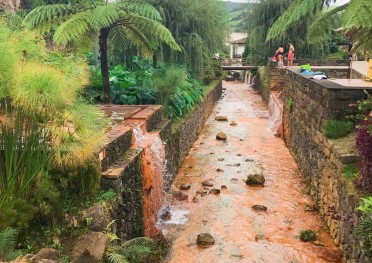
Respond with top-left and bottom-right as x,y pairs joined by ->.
226,32 -> 247,59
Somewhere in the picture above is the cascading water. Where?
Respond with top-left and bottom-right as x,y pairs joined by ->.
132,123 -> 165,237
268,92 -> 283,136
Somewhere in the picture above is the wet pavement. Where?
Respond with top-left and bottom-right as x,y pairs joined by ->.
159,81 -> 341,263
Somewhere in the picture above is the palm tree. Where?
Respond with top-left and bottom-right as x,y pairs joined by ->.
23,0 -> 181,103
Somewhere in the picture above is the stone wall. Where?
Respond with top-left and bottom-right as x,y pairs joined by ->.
282,69 -> 371,263
160,81 -> 223,190
100,81 -> 223,239
293,59 -> 351,67
255,61 -> 352,105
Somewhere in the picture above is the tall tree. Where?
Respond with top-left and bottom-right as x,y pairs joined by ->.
242,0 -> 329,63
23,0 -> 180,103
149,0 -> 228,78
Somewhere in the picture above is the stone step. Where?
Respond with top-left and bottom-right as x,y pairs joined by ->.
98,105 -> 164,170
99,124 -> 132,171
101,148 -> 143,192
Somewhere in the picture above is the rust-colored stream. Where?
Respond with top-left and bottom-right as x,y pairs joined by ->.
159,82 -> 341,263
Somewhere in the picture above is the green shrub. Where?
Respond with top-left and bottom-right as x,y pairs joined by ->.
108,237 -> 168,263
356,197 -> 372,257
341,164 -> 358,180
324,120 -> 354,139
0,228 -> 22,262
298,229 -> 317,242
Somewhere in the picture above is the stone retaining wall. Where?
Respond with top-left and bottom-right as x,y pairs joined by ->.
100,81 -> 223,239
293,59 -> 351,67
160,81 -> 223,190
282,69 -> 371,263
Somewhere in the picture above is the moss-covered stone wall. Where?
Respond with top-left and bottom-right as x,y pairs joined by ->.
282,70 -> 371,263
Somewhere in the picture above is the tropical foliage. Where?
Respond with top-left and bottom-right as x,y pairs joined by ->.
108,237 -> 168,263
356,197 -> 372,257
0,228 -> 22,262
85,57 -> 205,118
267,0 -> 372,53
242,0 -> 331,64
352,93 -> 372,192
0,21 -> 104,231
23,0 -> 180,103
149,0 -> 228,79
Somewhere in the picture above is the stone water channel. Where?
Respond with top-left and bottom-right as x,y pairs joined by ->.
158,81 -> 341,263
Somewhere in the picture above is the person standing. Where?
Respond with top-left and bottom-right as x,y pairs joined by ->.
288,42 -> 295,66
276,46 -> 284,68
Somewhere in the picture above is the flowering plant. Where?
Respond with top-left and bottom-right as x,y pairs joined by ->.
350,91 -> 372,192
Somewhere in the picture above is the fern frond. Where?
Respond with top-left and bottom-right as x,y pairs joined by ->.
109,25 -> 130,47
107,252 -> 129,263
266,0 -> 322,41
342,0 -> 372,29
125,14 -> 180,51
23,4 -> 73,27
4,249 -> 22,261
31,15 -> 71,34
307,4 -> 348,43
89,5 -> 119,30
75,28 -> 99,51
0,228 -> 18,258
53,12 -> 92,44
349,28 -> 372,52
115,1 -> 162,21
121,24 -> 153,55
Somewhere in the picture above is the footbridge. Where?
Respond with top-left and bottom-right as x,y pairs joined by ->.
221,65 -> 259,70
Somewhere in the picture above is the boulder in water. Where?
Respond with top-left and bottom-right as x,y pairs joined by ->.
252,205 -> 267,212
216,132 -> 227,141
180,182 -> 191,190
215,116 -> 228,121
201,180 -> 214,187
209,189 -> 220,195
196,233 -> 215,247
244,174 -> 265,186
159,206 -> 171,221
172,191 -> 188,201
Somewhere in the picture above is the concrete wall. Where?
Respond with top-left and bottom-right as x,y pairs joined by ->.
282,69 -> 371,263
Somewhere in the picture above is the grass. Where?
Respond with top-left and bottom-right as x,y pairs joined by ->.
298,229 -> 317,242
341,164 -> 358,180
324,120 -> 354,139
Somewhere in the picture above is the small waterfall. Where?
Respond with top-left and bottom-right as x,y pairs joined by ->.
244,72 -> 252,86
268,92 -> 283,137
132,124 -> 166,237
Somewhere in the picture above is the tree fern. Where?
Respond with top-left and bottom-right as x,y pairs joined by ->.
116,1 -> 163,21
90,5 -> 119,29
23,4 -> 74,28
307,4 -> 348,43
53,12 -> 91,44
266,0 -> 322,41
24,1 -> 180,103
342,0 -> 372,29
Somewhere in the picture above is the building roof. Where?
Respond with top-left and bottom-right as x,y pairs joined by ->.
229,37 -> 247,44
